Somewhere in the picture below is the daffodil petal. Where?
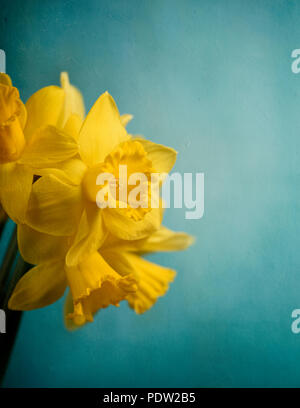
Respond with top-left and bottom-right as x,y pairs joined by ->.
20,125 -> 78,167
78,92 -> 129,166
8,259 -> 66,311
66,204 -> 107,267
101,250 -> 175,314
134,137 -> 177,173
120,113 -> 133,127
100,248 -> 133,276
34,157 -> 87,185
26,174 -> 84,236
0,162 -> 33,223
102,207 -> 161,241
134,226 -> 195,253
0,73 -> 12,87
63,114 -> 83,140
24,86 -> 65,140
18,224 -> 69,265
101,226 -> 194,254
18,100 -> 27,130
60,72 -> 85,126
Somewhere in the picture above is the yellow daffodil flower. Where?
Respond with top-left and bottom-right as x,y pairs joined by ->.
4,71 -> 193,331
8,223 -> 137,326
0,72 -> 84,223
25,91 -> 177,268
8,220 -> 193,328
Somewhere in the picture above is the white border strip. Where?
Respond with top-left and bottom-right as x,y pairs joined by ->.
0,50 -> 6,73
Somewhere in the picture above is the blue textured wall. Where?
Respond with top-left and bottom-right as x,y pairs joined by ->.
2,0 -> 300,387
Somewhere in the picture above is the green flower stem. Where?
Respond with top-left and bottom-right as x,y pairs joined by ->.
0,223 -> 31,384
0,225 -> 17,292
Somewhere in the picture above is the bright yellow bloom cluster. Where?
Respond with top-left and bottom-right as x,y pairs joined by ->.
0,72 -> 194,328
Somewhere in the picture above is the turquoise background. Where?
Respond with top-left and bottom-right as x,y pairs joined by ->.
1,0 -> 300,387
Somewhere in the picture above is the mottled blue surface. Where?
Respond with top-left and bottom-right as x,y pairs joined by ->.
1,0 -> 300,387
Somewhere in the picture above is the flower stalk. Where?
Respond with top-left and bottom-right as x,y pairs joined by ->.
0,220 -> 30,384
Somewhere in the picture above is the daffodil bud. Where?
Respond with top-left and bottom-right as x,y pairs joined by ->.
0,84 -> 26,163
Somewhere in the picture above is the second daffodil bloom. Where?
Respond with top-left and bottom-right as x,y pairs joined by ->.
25,91 -> 178,267
0,72 -> 84,223
8,221 -> 193,328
